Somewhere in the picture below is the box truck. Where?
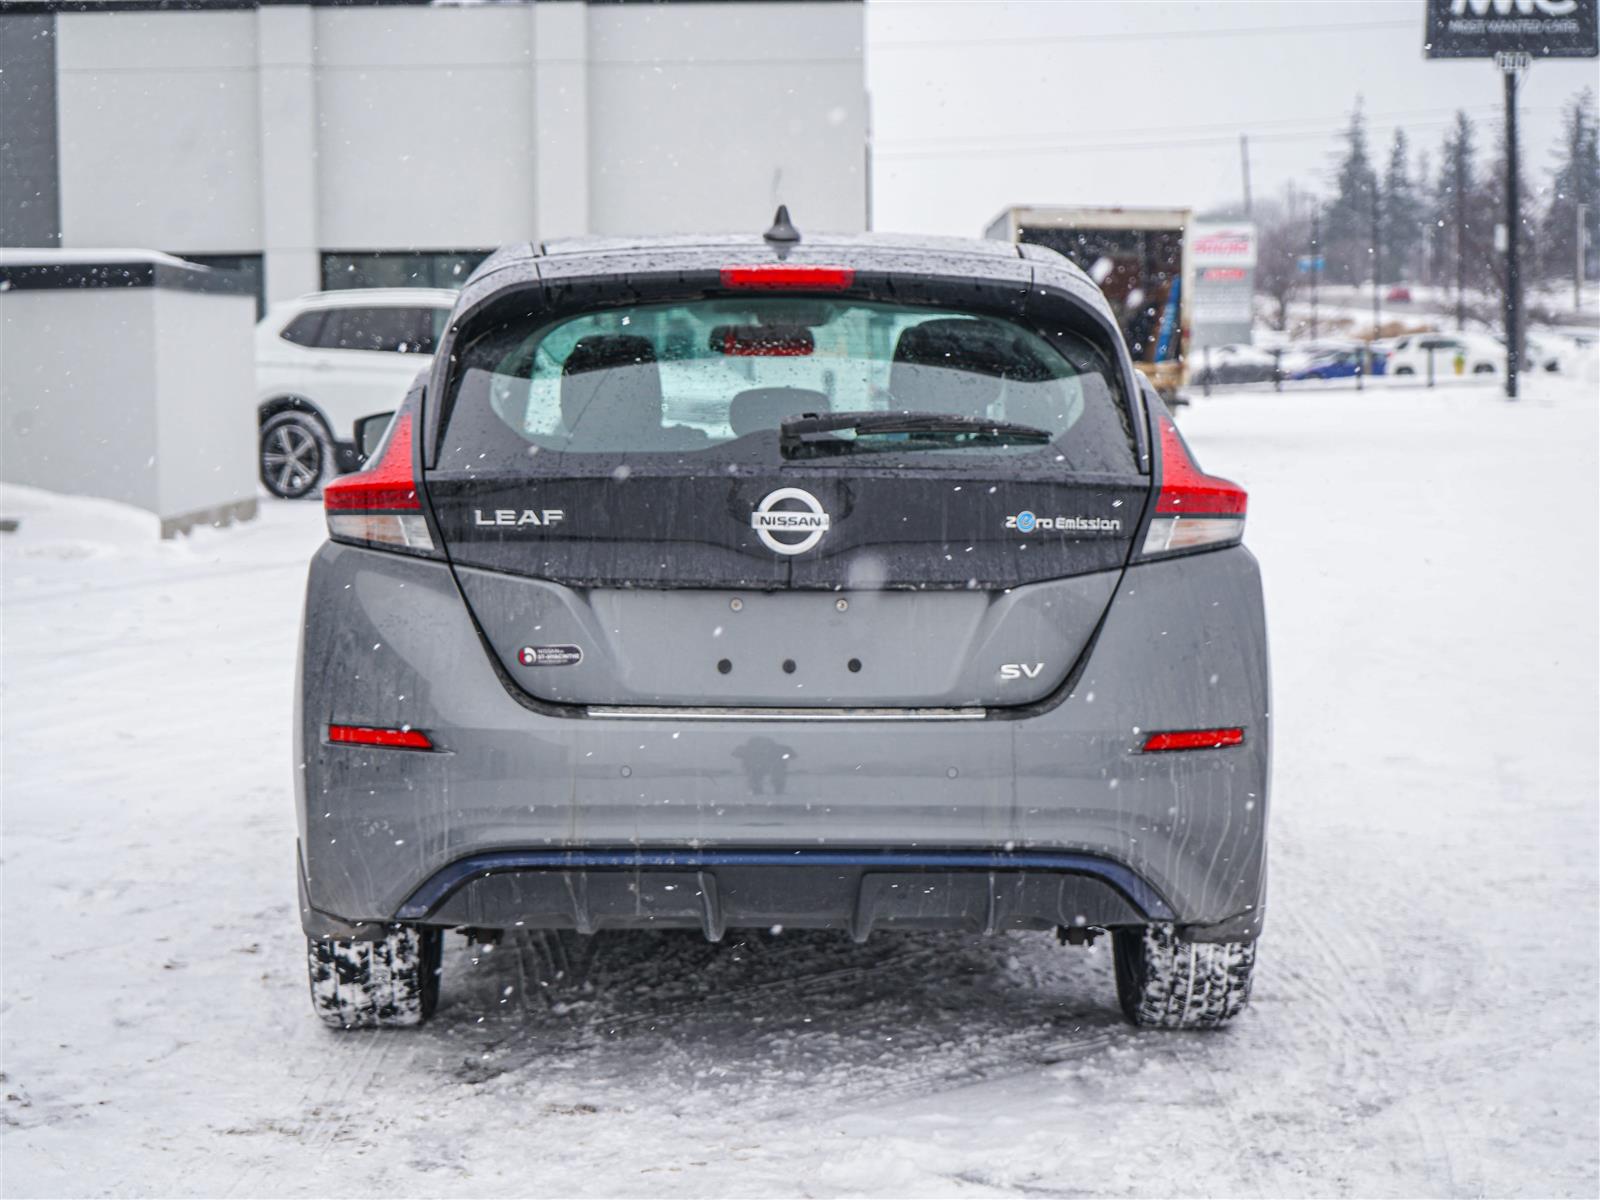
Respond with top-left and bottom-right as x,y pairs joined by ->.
986,205 -> 1191,397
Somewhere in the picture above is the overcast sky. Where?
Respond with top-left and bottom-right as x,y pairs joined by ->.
865,0 -> 1600,235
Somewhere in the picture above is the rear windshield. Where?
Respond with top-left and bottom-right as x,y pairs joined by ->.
440,298 -> 1135,472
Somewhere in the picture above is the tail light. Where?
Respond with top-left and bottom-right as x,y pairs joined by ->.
720,265 -> 855,290
322,412 -> 435,554
1140,414 -> 1246,557
328,723 -> 433,751
1142,727 -> 1244,753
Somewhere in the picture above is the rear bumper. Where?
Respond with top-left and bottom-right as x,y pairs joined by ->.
295,543 -> 1271,941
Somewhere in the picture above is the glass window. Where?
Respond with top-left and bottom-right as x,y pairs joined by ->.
320,250 -> 487,292
279,310 -> 326,347
321,306 -> 438,354
442,297 -> 1134,473
175,252 -> 266,317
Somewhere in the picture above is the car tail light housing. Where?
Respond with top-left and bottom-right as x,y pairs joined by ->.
720,265 -> 855,291
1140,413 -> 1246,558
322,412 -> 436,554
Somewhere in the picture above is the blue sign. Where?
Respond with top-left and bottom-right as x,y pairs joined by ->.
1297,255 -> 1326,273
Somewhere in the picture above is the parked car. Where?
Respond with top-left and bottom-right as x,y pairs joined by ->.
1385,332 -> 1501,378
1290,347 -> 1386,380
255,288 -> 457,498
297,220 -> 1271,1031
1520,332 -> 1567,374
1191,343 -> 1279,386
1276,338 -> 1364,377
1385,285 -> 1412,303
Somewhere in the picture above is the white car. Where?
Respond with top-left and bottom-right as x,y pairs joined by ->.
255,288 -> 456,498
1384,332 -> 1502,379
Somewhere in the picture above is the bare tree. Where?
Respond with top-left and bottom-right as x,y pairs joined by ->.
1254,198 -> 1310,331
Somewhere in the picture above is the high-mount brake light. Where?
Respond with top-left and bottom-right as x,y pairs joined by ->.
720,265 -> 855,291
1142,728 -> 1245,753
328,724 -> 434,751
322,412 -> 435,553
1141,413 -> 1247,557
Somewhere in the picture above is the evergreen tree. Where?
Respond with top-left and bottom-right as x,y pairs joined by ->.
1323,99 -> 1379,284
1541,88 -> 1599,287
1381,130 -> 1424,284
1430,111 -> 1493,325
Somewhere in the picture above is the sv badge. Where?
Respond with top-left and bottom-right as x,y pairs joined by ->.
1000,663 -> 1045,681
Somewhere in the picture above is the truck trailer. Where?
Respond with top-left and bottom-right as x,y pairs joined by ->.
986,205 -> 1192,398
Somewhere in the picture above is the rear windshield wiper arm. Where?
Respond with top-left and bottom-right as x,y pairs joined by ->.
780,410 -> 1053,454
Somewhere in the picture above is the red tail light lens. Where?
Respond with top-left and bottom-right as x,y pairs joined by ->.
720,265 -> 855,291
322,412 -> 435,553
1142,728 -> 1244,752
1141,414 -> 1246,557
328,724 -> 434,751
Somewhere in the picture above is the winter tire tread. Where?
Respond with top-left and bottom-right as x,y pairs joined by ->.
307,925 -> 441,1030
1112,923 -> 1255,1030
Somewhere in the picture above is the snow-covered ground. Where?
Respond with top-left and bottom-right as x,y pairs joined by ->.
3,371 -> 1597,1197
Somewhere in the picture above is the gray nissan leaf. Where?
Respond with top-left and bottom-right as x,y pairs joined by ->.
297,215 -> 1270,1031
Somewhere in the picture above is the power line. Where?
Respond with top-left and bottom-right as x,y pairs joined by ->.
872,18 -> 1417,52
878,104 -> 1511,154
875,109 -> 1560,162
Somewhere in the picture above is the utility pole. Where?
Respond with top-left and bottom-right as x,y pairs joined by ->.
1499,51 -> 1527,401
1455,133 -> 1467,332
1310,206 -> 1321,339
1240,134 -> 1253,217
1371,177 -> 1383,366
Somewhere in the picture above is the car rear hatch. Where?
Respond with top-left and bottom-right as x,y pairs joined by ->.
423,252 -> 1149,710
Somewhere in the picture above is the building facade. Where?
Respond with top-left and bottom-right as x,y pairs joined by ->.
0,0 -> 869,309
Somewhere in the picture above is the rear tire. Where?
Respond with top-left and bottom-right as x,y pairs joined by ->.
307,925 -> 441,1030
1394,366 -> 1415,376
260,412 -> 330,500
1113,924 -> 1255,1029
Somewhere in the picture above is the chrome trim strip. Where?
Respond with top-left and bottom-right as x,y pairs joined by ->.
585,705 -> 987,721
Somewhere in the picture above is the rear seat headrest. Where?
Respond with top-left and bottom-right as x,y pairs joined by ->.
729,387 -> 831,437
559,334 -> 663,441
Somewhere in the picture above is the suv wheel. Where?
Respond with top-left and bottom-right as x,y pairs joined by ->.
1113,923 -> 1255,1029
307,925 -> 442,1030
260,412 -> 330,500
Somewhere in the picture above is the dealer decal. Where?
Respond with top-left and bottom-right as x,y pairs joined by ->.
518,645 -> 583,667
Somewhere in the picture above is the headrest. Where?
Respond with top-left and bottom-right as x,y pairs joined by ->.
559,334 -> 662,444
889,319 -> 1008,418
728,387 -> 831,437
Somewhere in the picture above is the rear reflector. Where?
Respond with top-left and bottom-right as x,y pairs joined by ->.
328,724 -> 433,751
322,412 -> 435,553
1141,414 -> 1246,557
1142,728 -> 1244,753
720,265 -> 855,291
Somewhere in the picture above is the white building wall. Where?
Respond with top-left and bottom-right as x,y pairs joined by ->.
0,288 -> 162,513
55,12 -> 264,253
44,2 -> 866,303
585,2 -> 867,236
312,7 -> 538,252
150,287 -> 257,522
533,2 -> 589,244
256,7 -> 322,300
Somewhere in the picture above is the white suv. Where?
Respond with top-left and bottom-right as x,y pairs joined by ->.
255,288 -> 456,498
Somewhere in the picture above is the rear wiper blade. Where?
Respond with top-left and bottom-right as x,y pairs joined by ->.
780,409 -> 1053,454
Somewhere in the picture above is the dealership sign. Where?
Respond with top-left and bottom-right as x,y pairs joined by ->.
1189,222 -> 1257,347
1425,0 -> 1598,58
